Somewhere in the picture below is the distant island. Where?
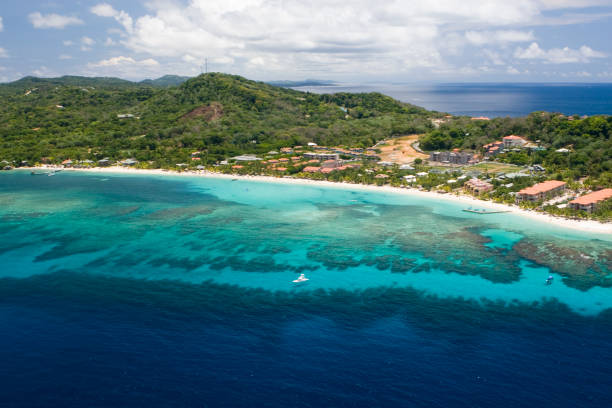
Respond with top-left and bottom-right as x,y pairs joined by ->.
266,79 -> 338,87
1,72 -> 611,222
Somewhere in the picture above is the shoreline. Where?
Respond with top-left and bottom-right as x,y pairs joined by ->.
19,165 -> 612,234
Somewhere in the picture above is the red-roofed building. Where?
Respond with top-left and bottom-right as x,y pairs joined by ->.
569,189 -> 612,212
231,165 -> 244,169
464,178 -> 493,195
302,166 -> 320,173
279,158 -> 289,162
274,167 -> 287,172
320,167 -> 335,174
517,180 -> 566,202
471,116 -> 490,121
503,135 -> 527,148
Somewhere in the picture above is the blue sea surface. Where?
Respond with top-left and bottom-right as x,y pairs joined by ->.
1,171 -> 612,407
292,82 -> 612,117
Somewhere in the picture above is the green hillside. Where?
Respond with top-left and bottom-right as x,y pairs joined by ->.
0,73 -> 433,166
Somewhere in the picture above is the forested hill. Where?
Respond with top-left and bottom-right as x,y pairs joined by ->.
0,73 -> 433,166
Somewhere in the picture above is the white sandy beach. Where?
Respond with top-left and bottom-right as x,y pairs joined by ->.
26,165 -> 612,234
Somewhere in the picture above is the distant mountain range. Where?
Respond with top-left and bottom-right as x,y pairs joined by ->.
266,79 -> 337,87
3,74 -> 192,89
3,75 -> 335,89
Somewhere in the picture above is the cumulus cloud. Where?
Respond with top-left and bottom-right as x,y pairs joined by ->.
0,47 -> 8,58
86,55 -> 161,79
514,42 -> 606,63
81,36 -> 95,51
28,12 -> 84,29
84,0 -> 611,79
91,3 -> 133,34
507,66 -> 520,74
465,30 -> 534,46
89,56 -> 159,67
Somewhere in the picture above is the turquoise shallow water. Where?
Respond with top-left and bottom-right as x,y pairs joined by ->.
2,170 -> 612,407
1,171 -> 611,314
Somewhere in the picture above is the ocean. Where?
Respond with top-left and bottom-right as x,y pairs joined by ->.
1,171 -> 612,407
292,83 -> 612,118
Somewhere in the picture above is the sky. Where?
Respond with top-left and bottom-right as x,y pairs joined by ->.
1,0 -> 612,83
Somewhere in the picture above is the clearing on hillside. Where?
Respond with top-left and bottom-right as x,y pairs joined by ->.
181,102 -> 223,122
374,134 -> 429,164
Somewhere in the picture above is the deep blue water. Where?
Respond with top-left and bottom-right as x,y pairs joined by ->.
293,83 -> 612,117
1,171 -> 612,407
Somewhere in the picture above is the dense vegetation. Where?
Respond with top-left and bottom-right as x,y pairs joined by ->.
420,113 -> 612,186
0,73 -> 433,166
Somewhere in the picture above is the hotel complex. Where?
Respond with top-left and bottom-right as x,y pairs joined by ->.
517,180 -> 566,202
569,189 -> 612,212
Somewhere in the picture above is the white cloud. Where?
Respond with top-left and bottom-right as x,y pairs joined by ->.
89,56 -> 159,67
28,12 -> 84,29
104,37 -> 116,46
514,42 -> 606,63
86,56 -> 161,79
59,54 -> 73,60
81,36 -> 95,51
0,16 -> 3,32
63,40 -> 74,46
83,1 -> 612,79
0,47 -> 8,58
32,66 -> 58,77
483,50 -> 505,65
465,30 -> 534,46
507,66 -> 520,74
91,3 -> 133,34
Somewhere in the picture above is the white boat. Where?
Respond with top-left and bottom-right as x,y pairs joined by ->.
292,273 -> 309,283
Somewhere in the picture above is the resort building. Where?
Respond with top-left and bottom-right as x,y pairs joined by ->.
516,180 -> 566,202
464,178 -> 493,195
483,141 -> 504,157
503,135 -> 527,149
302,166 -> 320,173
429,150 -> 476,165
303,152 -> 340,161
232,154 -> 262,162
568,189 -> 612,212
120,158 -> 138,166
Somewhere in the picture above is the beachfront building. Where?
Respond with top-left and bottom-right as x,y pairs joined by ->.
516,180 -> 566,202
503,135 -> 527,149
568,189 -> 612,212
303,152 -> 340,161
120,158 -> 138,166
464,178 -> 493,195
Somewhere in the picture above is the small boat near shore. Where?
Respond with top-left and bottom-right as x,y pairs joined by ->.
31,169 -> 62,176
462,207 -> 510,214
292,273 -> 309,283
